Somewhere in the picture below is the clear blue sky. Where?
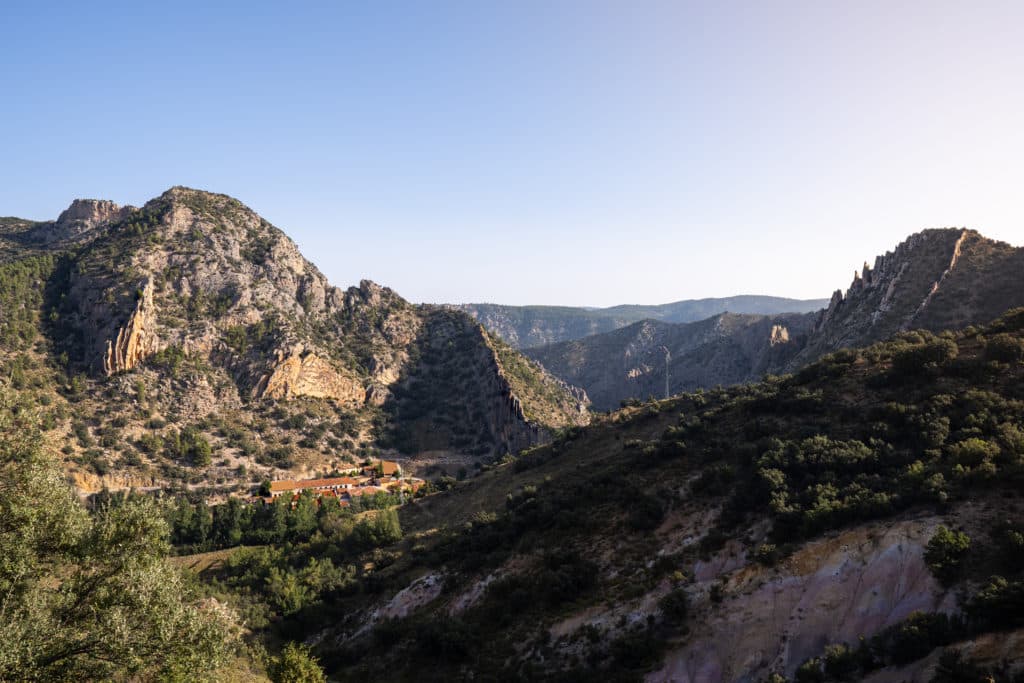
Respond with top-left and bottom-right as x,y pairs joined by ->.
3,1 -> 1022,306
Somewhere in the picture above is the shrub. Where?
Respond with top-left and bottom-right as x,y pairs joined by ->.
924,527 -> 971,585
870,611 -> 962,666
795,658 -> 825,683
946,438 -> 1000,467
269,642 -> 326,683
931,650 -> 993,683
892,339 -> 959,376
754,543 -> 780,566
965,576 -> 1024,630
822,643 -> 858,680
983,333 -> 1024,363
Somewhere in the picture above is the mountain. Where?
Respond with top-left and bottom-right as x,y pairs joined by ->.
793,228 -> 1024,363
527,228 -> 1024,410
524,313 -> 813,411
0,187 -> 589,492
452,295 -> 829,348
232,308 -> 1024,682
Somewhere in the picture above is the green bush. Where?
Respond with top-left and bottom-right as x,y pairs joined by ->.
946,438 -> 1000,467
924,527 -> 971,585
965,576 -> 1024,630
822,643 -> 858,680
270,642 -> 326,683
892,339 -> 959,376
983,333 -> 1024,363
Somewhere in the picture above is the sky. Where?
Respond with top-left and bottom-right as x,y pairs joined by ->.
2,1 -> 1023,307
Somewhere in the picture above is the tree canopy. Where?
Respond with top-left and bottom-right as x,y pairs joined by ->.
0,389 -> 239,681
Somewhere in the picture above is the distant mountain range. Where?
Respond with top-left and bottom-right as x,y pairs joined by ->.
523,228 -> 1024,410
451,296 -> 829,348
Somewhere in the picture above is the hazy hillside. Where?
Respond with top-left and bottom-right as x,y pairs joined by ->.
197,309 -> 1024,681
525,313 -> 814,411
0,188 -> 589,493
528,229 -> 1024,410
452,295 -> 828,348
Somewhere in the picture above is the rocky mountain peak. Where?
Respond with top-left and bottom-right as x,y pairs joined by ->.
31,198 -> 132,243
791,227 -> 1022,366
26,186 -> 588,464
57,198 -> 124,225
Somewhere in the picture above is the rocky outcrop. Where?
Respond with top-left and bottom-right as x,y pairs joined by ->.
380,310 -> 582,456
792,228 -> 1024,367
31,199 -> 132,244
769,324 -> 790,345
102,280 -> 159,375
254,345 -> 366,404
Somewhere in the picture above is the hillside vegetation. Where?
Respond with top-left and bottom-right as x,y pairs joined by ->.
0,188 -> 589,495
239,309 -> 1024,681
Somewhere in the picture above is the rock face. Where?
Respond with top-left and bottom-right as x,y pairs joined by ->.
792,228 -> 1024,366
454,296 -> 830,349
102,279 -> 159,375
649,517 -> 954,682
382,309 -> 589,455
527,229 -> 1024,409
30,199 -> 132,244
254,346 -> 366,404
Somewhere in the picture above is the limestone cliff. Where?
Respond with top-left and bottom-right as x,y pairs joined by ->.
28,198 -> 132,244
254,345 -> 366,404
102,279 -> 159,375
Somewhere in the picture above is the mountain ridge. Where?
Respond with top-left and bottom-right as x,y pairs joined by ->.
526,228 -> 1024,410
450,295 -> 829,349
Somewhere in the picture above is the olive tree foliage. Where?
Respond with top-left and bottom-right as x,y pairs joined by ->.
0,392 -> 239,681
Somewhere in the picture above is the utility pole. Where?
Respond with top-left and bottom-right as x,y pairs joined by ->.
660,346 -> 671,399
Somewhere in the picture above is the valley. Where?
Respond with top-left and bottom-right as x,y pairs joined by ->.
2,189 -> 1023,682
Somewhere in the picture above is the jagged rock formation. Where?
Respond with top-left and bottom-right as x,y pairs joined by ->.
527,228 -> 1024,409
454,295 -> 830,349
798,228 -> 1024,359
102,279 -> 159,375
30,198 -> 133,244
769,324 -> 790,345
